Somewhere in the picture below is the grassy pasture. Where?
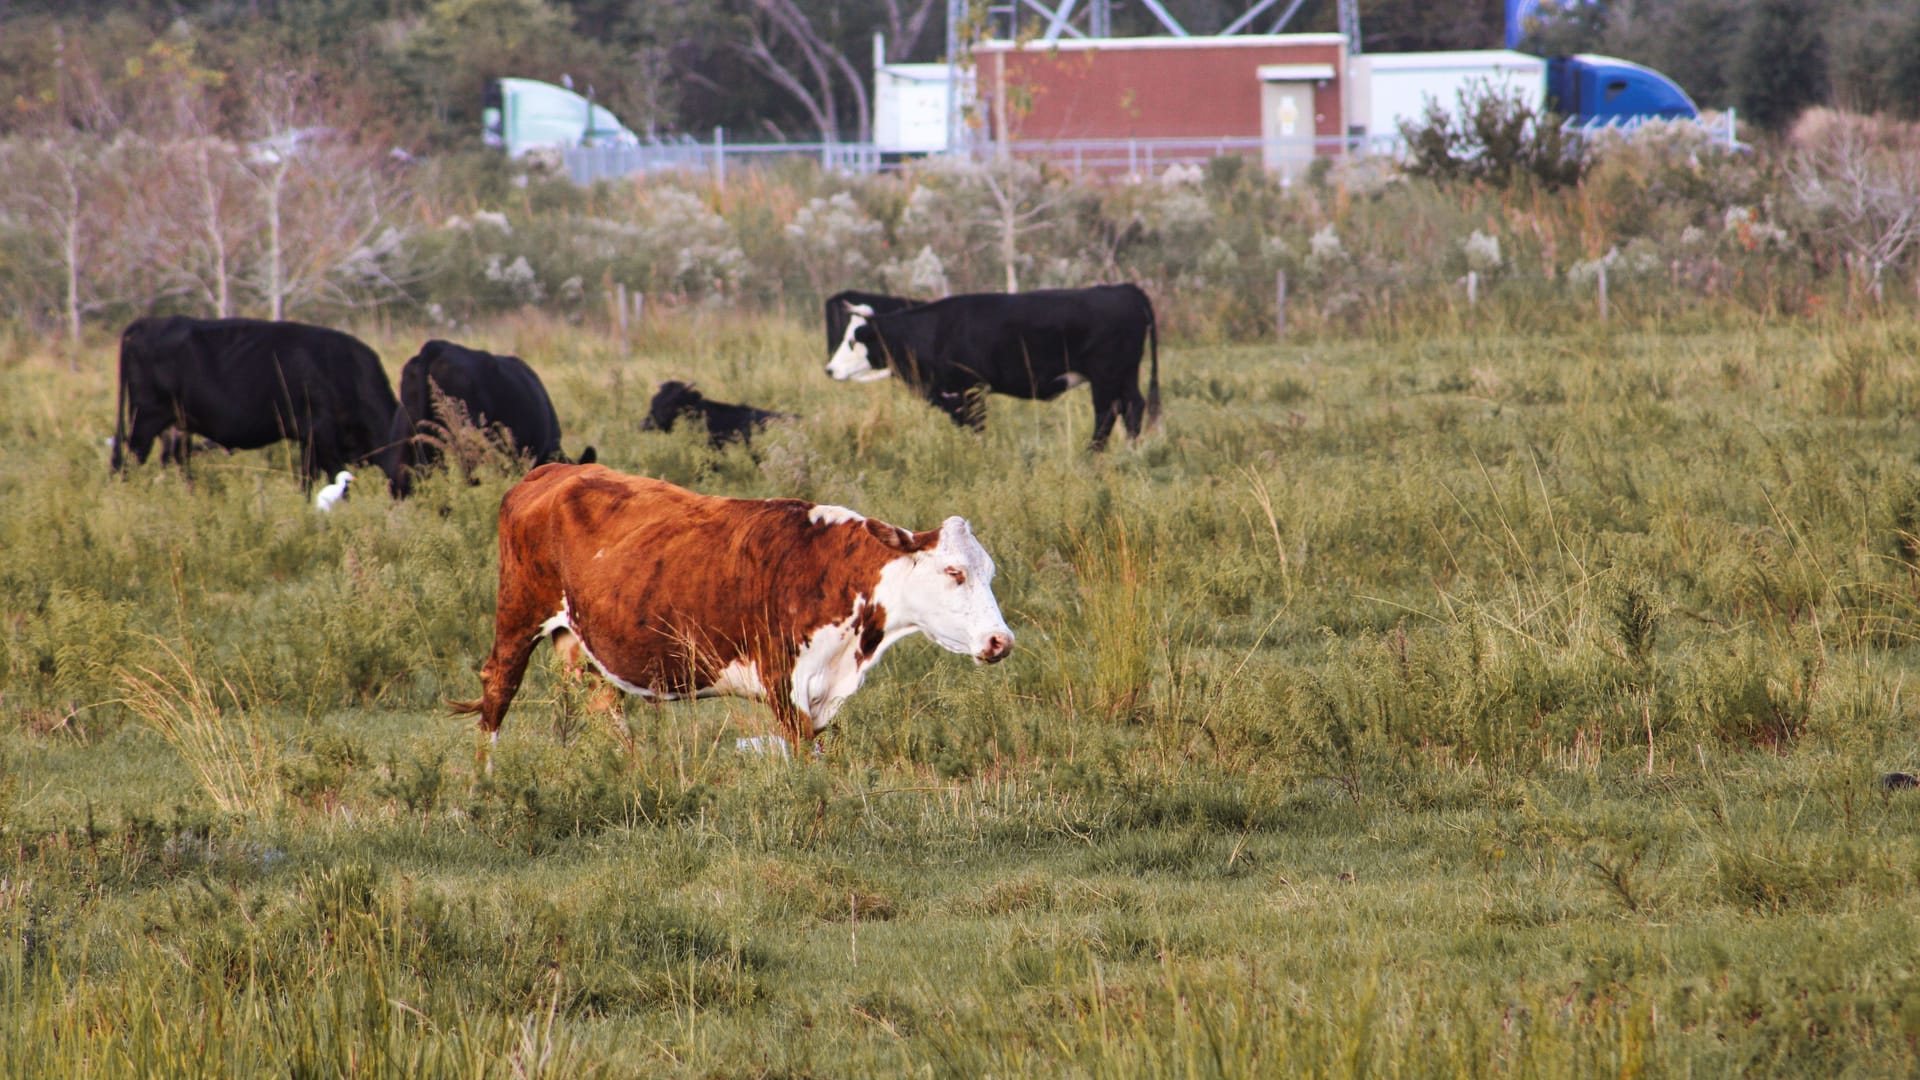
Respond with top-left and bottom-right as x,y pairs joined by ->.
4,309 -> 1920,1076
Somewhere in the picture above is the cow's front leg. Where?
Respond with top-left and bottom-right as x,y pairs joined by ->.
934,388 -> 986,430
118,410 -> 173,470
767,688 -> 815,758
451,602 -> 553,771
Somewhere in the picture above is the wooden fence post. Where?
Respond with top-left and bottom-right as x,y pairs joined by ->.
1597,264 -> 1609,323
1275,270 -> 1288,340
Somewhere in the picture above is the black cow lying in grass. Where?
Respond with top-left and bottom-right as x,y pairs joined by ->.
640,381 -> 788,447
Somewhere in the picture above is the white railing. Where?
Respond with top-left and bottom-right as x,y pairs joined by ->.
565,133 -> 883,185
558,112 -> 1738,185
564,133 -> 1369,184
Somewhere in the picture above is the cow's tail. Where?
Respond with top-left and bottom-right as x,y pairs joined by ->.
112,326 -> 131,473
1144,293 -> 1162,434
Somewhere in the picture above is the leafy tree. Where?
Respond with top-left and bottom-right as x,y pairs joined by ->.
1518,0 -> 1611,56
1526,0 -> 1740,112
1352,0 -> 1506,53
1728,0 -> 1826,131
1825,1 -> 1920,120
1888,7 -> 1920,121
393,0 -> 632,141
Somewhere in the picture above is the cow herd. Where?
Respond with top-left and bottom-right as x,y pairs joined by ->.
109,283 -> 1159,752
112,317 -> 592,503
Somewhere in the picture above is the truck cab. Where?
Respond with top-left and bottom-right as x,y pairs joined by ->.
1546,55 -> 1699,126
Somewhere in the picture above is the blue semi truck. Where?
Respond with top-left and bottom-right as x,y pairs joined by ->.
1546,53 -> 1699,127
1354,49 -> 1713,149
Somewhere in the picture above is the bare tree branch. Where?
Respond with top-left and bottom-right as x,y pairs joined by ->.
738,4 -> 837,140
1789,111 -> 1920,302
882,0 -> 942,62
734,0 -> 872,143
238,68 -> 411,319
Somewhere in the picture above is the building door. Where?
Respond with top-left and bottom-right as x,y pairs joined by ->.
1261,81 -> 1315,183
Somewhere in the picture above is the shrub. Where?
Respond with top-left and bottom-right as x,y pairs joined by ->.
1400,80 -> 1588,190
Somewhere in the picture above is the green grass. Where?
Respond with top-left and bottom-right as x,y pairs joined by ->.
5,309 -> 1920,1076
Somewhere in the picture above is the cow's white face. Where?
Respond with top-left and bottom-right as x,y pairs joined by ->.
877,516 -> 1014,664
827,305 -> 892,382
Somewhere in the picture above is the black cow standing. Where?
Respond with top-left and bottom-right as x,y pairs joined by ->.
380,339 -> 594,497
640,380 -> 788,447
113,316 -> 398,490
823,290 -> 922,364
825,283 -> 1160,449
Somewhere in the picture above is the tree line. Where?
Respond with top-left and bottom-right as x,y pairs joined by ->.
0,1 -> 1913,158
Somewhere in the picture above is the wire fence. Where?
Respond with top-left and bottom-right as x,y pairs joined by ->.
560,113 -> 1740,187
563,133 -> 885,185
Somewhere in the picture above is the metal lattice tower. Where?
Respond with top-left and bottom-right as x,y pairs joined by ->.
988,0 -> 1364,42
1337,0 -> 1362,53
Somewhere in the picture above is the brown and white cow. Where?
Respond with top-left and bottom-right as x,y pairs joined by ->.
453,463 -> 1014,754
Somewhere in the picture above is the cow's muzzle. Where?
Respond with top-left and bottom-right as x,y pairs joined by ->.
976,632 -> 1013,665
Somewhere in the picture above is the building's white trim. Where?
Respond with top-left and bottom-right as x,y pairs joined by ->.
1257,63 -> 1337,82
978,33 -> 1346,54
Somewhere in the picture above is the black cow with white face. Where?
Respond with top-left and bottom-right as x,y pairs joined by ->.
112,316 -> 398,490
380,339 -> 593,497
640,380 -> 788,447
825,284 -> 1160,449
823,290 -> 923,364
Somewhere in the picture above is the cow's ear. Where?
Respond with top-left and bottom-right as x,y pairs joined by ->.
863,518 -> 941,553
863,518 -> 914,550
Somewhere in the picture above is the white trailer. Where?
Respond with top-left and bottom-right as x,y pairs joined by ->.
1350,50 -> 1546,147
873,33 -> 962,154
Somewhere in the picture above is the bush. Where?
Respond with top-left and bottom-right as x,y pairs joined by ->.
1400,80 -> 1589,190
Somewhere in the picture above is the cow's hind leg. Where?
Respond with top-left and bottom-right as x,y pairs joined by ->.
1088,391 -> 1125,451
1121,381 -> 1148,442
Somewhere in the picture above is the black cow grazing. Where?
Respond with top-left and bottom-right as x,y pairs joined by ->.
640,380 -> 788,447
113,316 -> 398,489
825,283 -> 1160,450
824,290 -> 923,364
380,339 -> 594,498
